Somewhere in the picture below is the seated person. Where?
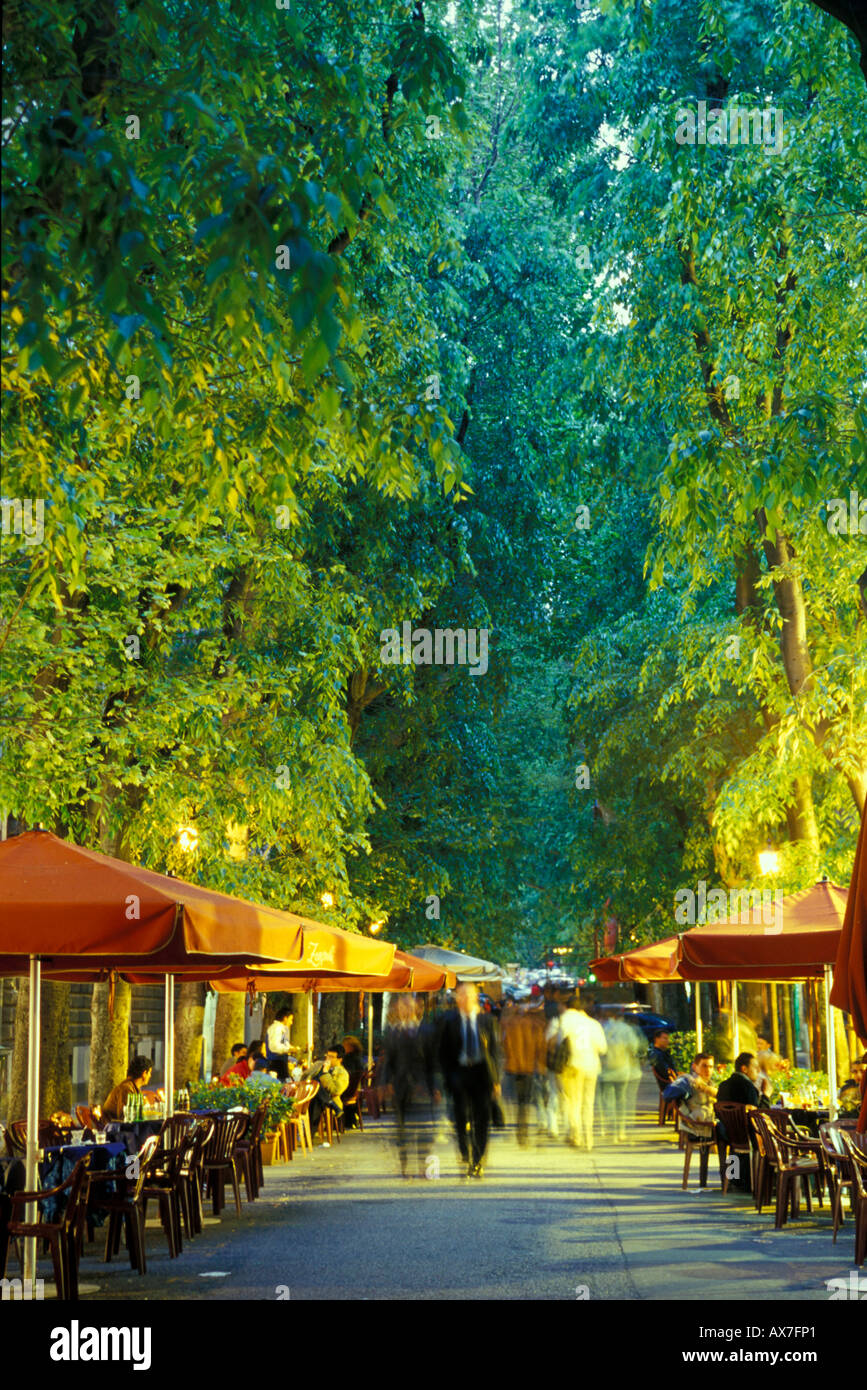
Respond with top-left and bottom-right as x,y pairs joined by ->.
648,1029 -> 678,1088
219,1042 -> 248,1078
677,1053 -> 718,1141
102,1055 -> 153,1121
341,1035 -> 364,1128
220,1044 -> 251,1084
717,1052 -> 771,1110
307,1044 -> 350,1135
245,1039 -> 281,1088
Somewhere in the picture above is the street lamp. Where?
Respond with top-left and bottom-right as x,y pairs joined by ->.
320,891 -> 335,909
758,844 -> 780,876
177,825 -> 198,854
369,917 -> 386,935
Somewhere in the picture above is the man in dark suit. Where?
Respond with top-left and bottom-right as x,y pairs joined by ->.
438,982 -> 501,1178
717,1052 -> 771,1109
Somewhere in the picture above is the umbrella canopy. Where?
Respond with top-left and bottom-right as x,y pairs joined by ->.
409,943 -> 506,984
674,880 -> 847,980
210,948 -> 457,995
830,808 -> 867,1042
0,831 -> 393,975
590,937 -> 684,984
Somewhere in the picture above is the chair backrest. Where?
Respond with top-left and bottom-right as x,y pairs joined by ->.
767,1106 -> 795,1135
61,1155 -> 92,1235
246,1104 -> 269,1147
8,1120 -> 65,1153
819,1123 -> 848,1158
158,1113 -> 196,1148
293,1080 -> 319,1108
841,1132 -> 867,1198
713,1101 -> 752,1147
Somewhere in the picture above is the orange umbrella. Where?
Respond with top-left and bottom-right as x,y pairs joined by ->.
0,830 -> 386,968
590,937 -> 684,984
209,948 -> 456,995
830,808 -> 867,1046
674,881 -> 847,980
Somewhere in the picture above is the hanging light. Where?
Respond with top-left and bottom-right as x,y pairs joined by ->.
177,825 -> 199,854
758,844 -> 780,875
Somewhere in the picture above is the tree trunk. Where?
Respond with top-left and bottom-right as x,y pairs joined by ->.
9,980 -> 72,1120
212,992 -> 246,1078
289,993 -> 311,1055
317,994 -> 345,1055
89,978 -> 131,1109
344,992 -> 362,1036
174,982 -> 205,1091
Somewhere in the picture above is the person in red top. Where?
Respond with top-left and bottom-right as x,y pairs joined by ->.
220,1045 -> 252,1084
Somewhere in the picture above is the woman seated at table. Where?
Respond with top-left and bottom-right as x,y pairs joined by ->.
101,1055 -> 153,1121
220,1044 -> 252,1084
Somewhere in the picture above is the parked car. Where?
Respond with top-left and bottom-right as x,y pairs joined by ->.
595,1002 -> 678,1042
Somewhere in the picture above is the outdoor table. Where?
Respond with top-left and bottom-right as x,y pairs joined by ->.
106,1119 -> 164,1153
779,1107 -> 829,1138
39,1142 -> 127,1224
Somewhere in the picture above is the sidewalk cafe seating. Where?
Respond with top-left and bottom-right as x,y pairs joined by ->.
201,1113 -> 247,1217
288,1081 -> 318,1154
714,1101 -> 755,1194
680,1127 -> 714,1189
840,1131 -> 867,1267
819,1122 -> 855,1244
179,1119 -> 214,1237
91,1134 -> 162,1274
75,1104 -> 104,1133
234,1104 -> 268,1200
1,1154 -> 91,1299
342,1073 -> 364,1131
653,1070 -> 680,1128
5,1119 -> 66,1155
758,1113 -> 826,1229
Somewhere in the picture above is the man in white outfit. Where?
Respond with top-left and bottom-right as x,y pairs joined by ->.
551,995 -> 607,1149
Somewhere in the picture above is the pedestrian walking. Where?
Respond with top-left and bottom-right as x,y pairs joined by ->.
501,1004 -> 547,1146
438,982 -> 501,1177
598,1015 -> 643,1142
549,995 -> 607,1150
382,995 -> 438,1177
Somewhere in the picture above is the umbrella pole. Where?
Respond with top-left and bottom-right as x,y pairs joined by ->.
731,981 -> 739,1060
367,994 -> 374,1075
24,954 -> 41,1286
824,965 -> 837,1121
307,992 -> 313,1066
164,973 -> 175,1113
694,981 -> 702,1052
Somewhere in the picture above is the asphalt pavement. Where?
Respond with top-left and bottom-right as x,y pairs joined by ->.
64,1073 -> 858,1303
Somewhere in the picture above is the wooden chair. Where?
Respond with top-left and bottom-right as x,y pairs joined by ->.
763,1116 -> 826,1229
841,1131 -> 867,1267
680,1127 -> 714,1189
75,1105 -> 104,1134
2,1154 -> 91,1299
142,1129 -> 190,1250
317,1102 -> 344,1146
288,1082 -> 318,1154
201,1114 -> 247,1217
342,1073 -> 364,1131
91,1134 -> 160,1274
819,1123 -> 855,1244
5,1120 -> 66,1156
714,1102 -> 755,1194
652,1072 -> 680,1127
234,1105 -> 268,1199
178,1119 -> 214,1238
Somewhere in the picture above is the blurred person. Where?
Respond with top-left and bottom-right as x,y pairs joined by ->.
220,1044 -> 251,1084
717,1052 -> 771,1109
307,1044 -> 350,1138
438,982 -> 501,1177
543,991 -> 565,1137
383,995 -> 438,1177
219,1041 -> 248,1077
102,1055 -> 153,1121
266,1006 -> 297,1081
550,996 -> 607,1150
501,1004 -> 547,1146
648,1029 -> 678,1087
245,1039 -> 281,1088
677,1054 -> 719,1140
341,1034 -> 365,1130
599,1016 -> 644,1143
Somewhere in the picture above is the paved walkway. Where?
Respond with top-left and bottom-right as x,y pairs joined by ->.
68,1075 -> 855,1302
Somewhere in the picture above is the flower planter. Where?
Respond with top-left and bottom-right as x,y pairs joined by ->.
261,1132 -> 281,1166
